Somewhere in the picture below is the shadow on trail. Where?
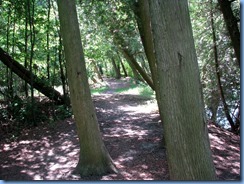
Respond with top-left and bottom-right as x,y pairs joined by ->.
93,93 -> 168,180
0,89 -> 169,180
0,79 -> 240,180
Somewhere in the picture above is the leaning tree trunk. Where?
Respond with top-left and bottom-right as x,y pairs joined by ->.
91,59 -> 104,81
57,0 -> 117,176
217,0 -> 240,67
134,0 -> 159,93
148,0 -> 216,180
0,48 -> 65,104
121,47 -> 154,90
210,0 -> 236,133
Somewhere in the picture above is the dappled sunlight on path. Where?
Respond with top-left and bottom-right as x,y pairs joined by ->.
208,123 -> 240,180
0,84 -> 168,180
0,78 -> 240,180
0,119 -> 80,180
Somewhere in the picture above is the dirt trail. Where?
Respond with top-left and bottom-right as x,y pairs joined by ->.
0,78 -> 240,180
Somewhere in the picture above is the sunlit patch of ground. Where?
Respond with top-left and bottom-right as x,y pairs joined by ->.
0,78 -> 240,180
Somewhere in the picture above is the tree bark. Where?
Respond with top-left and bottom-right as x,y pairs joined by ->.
121,47 -> 154,90
91,59 -> 104,81
46,0 -> 51,80
117,52 -> 128,77
134,0 -> 159,92
210,0 -> 237,133
111,57 -> 121,79
148,0 -> 216,180
217,0 -> 240,67
57,0 -> 117,176
0,48 -> 65,104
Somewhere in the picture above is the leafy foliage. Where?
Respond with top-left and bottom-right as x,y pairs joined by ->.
0,0 -> 240,133
189,0 -> 240,129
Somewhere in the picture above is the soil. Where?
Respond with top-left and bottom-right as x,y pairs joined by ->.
0,78 -> 240,180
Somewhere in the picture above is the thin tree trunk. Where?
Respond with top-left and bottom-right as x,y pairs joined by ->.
46,0 -> 51,80
27,0 -> 36,124
112,32 -> 154,89
58,33 -> 69,106
24,1 -> 29,97
91,59 -> 104,81
121,48 -> 154,90
217,0 -> 240,67
210,0 -> 236,133
117,52 -> 127,77
57,0 -> 117,176
148,0 -> 216,180
5,6 -> 11,101
111,57 -> 121,79
9,9 -> 16,100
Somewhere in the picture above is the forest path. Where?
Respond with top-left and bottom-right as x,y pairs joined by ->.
0,78 -> 240,180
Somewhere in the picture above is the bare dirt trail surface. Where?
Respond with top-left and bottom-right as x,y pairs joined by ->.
0,78 -> 240,180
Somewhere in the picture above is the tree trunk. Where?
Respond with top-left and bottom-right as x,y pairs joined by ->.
121,47 -> 154,90
217,0 -> 240,67
24,0 -> 29,97
46,0 -> 51,80
112,33 -> 154,89
148,0 -> 216,180
134,0 -> 164,142
58,33 -> 69,106
0,48 -> 65,104
57,0 -> 117,176
134,0 -> 158,92
111,57 -> 121,79
210,0 -> 237,133
117,52 -> 128,77
91,59 -> 104,81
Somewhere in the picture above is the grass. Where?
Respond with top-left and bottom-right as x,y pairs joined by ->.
90,86 -> 109,95
115,83 -> 155,99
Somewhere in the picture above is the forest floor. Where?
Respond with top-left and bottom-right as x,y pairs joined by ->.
0,78 -> 240,180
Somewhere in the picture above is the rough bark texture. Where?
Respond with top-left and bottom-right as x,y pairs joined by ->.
148,0 -> 216,180
57,0 -> 116,176
134,0 -> 164,133
134,0 -> 158,93
0,47 -> 64,104
217,0 -> 240,67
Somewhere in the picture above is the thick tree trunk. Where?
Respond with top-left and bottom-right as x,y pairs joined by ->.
134,0 -> 164,143
148,0 -> 216,180
134,0 -> 158,92
0,48 -> 65,104
57,0 -> 116,176
217,0 -> 240,67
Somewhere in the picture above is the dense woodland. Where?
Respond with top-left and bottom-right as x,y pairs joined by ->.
0,0 -> 240,180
